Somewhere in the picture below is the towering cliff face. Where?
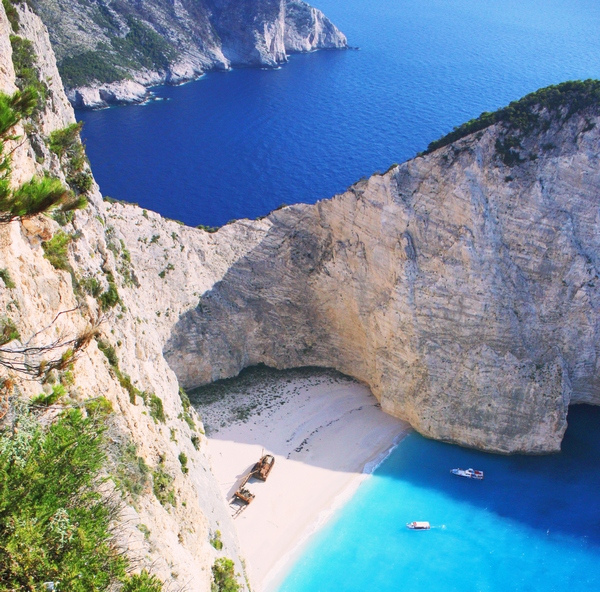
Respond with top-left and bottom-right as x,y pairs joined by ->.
155,90 -> 600,455
28,0 -> 347,108
0,4 -> 249,589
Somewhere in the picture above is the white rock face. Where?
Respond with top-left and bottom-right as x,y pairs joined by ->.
156,112 -> 600,455
285,0 -> 348,52
68,80 -> 150,110
0,5 -> 249,590
30,0 -> 347,108
0,7 -> 17,92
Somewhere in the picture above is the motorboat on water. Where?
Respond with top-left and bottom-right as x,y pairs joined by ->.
406,521 -> 430,530
451,467 -> 484,479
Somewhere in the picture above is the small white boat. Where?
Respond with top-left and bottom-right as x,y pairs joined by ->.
451,467 -> 484,480
406,521 -> 430,530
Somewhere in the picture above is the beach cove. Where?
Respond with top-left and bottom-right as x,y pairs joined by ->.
73,0 -> 600,589
193,369 -> 600,592
191,368 -> 410,590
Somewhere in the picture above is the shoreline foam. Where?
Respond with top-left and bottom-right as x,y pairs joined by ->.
198,368 -> 410,591
263,429 -> 410,592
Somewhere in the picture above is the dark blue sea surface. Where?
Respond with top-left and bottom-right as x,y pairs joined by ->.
78,0 -> 600,227
278,405 -> 600,592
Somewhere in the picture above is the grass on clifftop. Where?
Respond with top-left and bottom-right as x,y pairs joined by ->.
424,79 -> 600,154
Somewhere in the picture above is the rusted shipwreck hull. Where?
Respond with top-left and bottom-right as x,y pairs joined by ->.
232,454 -> 275,505
252,454 -> 275,481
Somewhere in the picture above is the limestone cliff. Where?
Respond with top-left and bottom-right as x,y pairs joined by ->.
0,4 -> 249,589
72,80 -> 599,457
158,85 -> 599,455
28,0 -> 347,109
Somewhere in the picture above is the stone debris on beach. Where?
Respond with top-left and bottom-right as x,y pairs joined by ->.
189,366 -> 355,436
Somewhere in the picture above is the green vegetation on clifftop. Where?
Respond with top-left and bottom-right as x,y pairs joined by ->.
0,404 -> 164,590
0,407 -> 125,590
59,50 -> 127,88
425,79 -> 600,154
58,17 -> 177,88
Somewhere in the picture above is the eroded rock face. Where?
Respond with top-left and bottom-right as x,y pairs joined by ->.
285,0 -> 349,52
0,5 -> 249,589
160,110 -> 600,454
30,0 -> 347,108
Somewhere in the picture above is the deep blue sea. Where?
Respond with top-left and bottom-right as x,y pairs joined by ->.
278,405 -> 600,592
78,0 -> 600,227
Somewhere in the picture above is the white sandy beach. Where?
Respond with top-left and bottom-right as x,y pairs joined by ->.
200,369 -> 410,591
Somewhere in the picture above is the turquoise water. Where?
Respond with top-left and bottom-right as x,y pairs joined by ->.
78,0 -> 600,227
278,405 -> 600,592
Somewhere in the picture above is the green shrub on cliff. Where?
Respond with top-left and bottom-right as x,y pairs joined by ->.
114,441 -> 150,498
49,122 -> 93,197
99,274 -> 121,310
96,337 -> 142,404
111,18 -> 176,72
0,316 -> 20,346
0,405 -> 163,589
59,50 -> 126,88
152,466 -> 176,507
121,570 -> 163,592
0,268 -> 15,288
2,173 -> 86,224
178,451 -> 188,474
49,122 -> 84,158
148,393 -> 166,423
0,89 -> 87,223
2,0 -> 20,32
210,530 -> 223,550
10,175 -> 69,217
211,558 -> 241,592
30,383 -> 67,407
0,87 -> 36,135
10,34 -> 48,111
42,229 -> 73,272
0,407 -> 127,590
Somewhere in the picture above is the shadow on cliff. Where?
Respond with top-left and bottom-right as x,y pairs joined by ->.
374,404 -> 600,546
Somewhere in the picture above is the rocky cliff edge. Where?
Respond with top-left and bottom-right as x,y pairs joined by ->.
0,4 -> 250,589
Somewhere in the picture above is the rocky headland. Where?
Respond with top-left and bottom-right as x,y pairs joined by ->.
159,83 -> 600,455
28,0 -> 348,109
